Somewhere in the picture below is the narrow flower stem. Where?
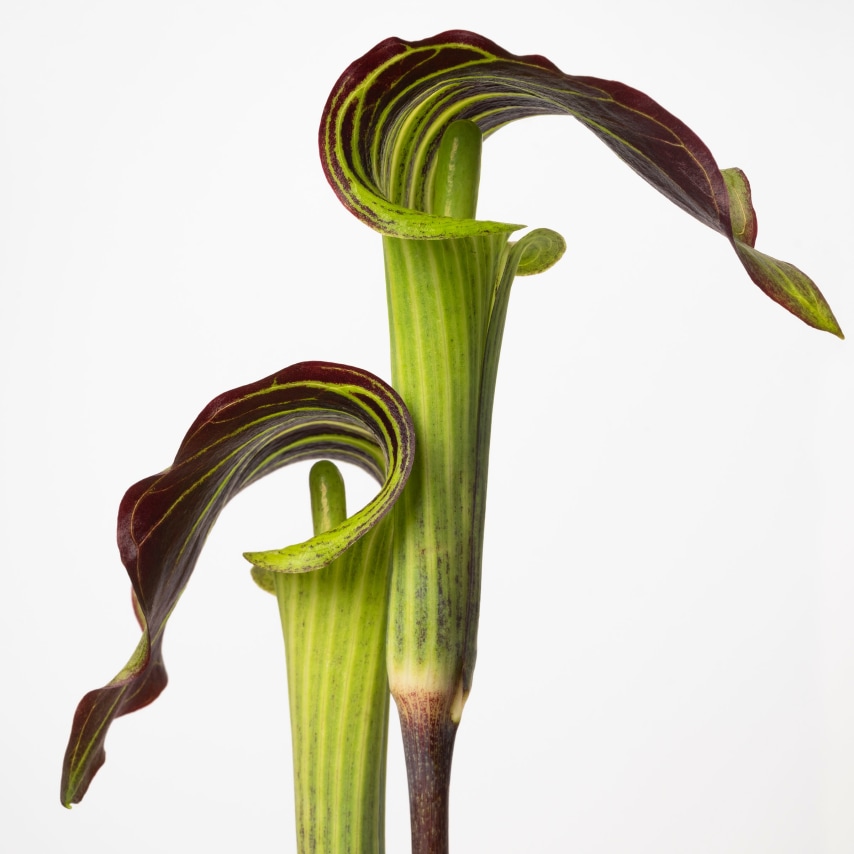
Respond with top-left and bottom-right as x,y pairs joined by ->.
395,691 -> 458,854
275,461 -> 392,853
384,121 -> 504,854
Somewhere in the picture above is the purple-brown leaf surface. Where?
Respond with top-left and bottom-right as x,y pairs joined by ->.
61,361 -> 414,807
320,30 -> 841,335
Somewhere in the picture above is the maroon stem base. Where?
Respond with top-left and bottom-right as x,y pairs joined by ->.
395,691 -> 459,854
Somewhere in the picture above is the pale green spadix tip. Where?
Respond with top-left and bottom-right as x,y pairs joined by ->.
310,461 -> 347,535
430,119 -> 483,220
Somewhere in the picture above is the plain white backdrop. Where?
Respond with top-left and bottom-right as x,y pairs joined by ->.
2,1 -> 852,851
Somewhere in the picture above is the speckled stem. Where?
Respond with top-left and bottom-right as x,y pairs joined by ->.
384,122 -> 500,854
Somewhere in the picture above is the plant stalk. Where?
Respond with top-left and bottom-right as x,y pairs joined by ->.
275,461 -> 392,853
383,121 -> 507,854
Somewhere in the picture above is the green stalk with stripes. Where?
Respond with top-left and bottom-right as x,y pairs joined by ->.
383,121 -> 565,851
275,461 -> 392,853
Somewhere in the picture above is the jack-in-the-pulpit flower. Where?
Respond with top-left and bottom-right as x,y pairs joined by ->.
307,29 -> 842,853
61,362 -> 414,807
60,29 -> 841,854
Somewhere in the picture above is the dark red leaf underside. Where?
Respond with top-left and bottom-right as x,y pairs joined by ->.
321,30 -> 841,335
61,361 -> 413,806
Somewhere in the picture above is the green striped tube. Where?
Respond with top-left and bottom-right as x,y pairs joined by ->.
275,461 -> 392,853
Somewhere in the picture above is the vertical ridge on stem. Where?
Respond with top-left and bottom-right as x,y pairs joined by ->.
384,121 -> 497,854
276,461 -> 392,853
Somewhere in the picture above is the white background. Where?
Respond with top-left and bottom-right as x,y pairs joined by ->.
2,1 -> 852,851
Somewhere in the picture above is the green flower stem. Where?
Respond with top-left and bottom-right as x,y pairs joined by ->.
383,122 -> 507,854
275,461 -> 392,853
